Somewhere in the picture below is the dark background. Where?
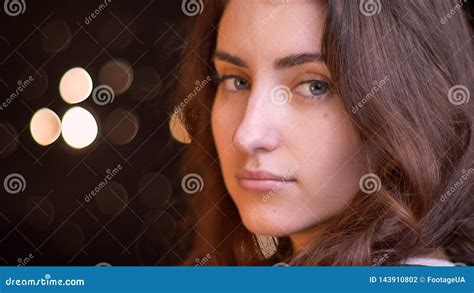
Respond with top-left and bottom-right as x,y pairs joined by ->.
0,0 -> 473,266
0,0 -> 193,265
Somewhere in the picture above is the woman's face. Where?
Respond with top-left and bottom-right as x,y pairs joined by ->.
211,0 -> 365,242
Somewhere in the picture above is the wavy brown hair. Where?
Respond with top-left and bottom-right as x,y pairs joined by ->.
173,0 -> 473,265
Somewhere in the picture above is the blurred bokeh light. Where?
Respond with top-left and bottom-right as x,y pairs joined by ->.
61,106 -> 98,149
103,108 -> 140,145
30,108 -> 62,146
59,67 -> 93,104
40,20 -> 72,53
169,112 -> 191,144
98,59 -> 134,97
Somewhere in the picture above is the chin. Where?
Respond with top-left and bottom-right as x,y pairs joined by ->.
241,219 -> 290,236
237,204 -> 303,237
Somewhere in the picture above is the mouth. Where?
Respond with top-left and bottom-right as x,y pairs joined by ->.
235,169 -> 296,192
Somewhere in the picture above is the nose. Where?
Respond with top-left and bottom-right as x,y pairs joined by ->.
232,88 -> 282,155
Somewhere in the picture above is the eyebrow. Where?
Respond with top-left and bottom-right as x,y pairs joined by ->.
213,50 -> 325,69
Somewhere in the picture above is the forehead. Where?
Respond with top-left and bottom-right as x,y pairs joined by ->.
217,0 -> 328,62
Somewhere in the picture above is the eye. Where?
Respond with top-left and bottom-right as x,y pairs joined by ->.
218,75 -> 250,92
295,80 -> 331,99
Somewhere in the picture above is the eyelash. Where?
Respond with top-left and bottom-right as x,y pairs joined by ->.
216,75 -> 250,92
216,74 -> 333,100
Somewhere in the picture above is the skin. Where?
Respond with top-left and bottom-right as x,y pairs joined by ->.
209,0 -> 452,262
211,0 -> 366,252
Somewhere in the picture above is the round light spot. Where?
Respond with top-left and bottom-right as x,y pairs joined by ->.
59,67 -> 93,104
61,107 -> 98,149
40,20 -> 72,53
169,111 -> 191,144
128,66 -> 161,102
98,59 -> 134,96
30,108 -> 61,146
95,182 -> 128,217
103,108 -> 140,145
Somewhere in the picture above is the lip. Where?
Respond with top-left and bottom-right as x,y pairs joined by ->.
236,169 -> 296,192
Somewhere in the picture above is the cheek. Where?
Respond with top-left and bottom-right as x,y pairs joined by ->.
211,97 -> 241,178
296,114 -> 364,217
212,97 -> 235,150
